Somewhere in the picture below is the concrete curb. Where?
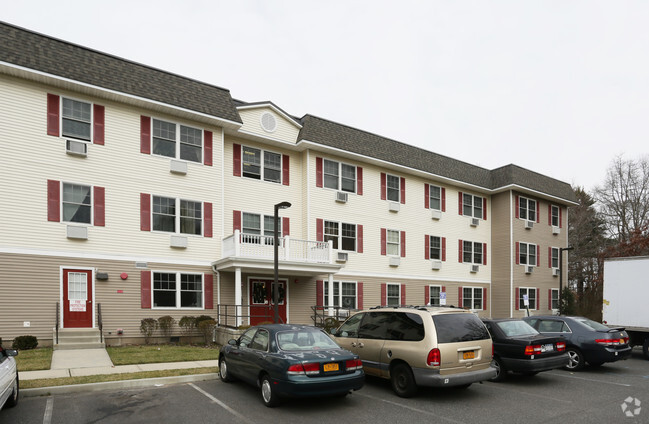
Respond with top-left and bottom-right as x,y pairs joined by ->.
20,373 -> 219,398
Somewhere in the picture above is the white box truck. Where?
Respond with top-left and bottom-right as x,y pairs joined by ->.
603,256 -> 649,360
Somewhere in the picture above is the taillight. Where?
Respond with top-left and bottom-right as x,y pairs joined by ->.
427,348 -> 441,366
596,337 -> 629,346
287,362 -> 320,375
622,337 -> 630,345
287,364 -> 304,375
524,345 -> 542,355
345,359 -> 362,372
556,341 -> 566,352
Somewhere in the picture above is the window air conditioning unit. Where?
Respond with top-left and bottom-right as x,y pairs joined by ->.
389,202 -> 400,212
170,235 -> 188,248
66,140 -> 87,157
552,226 -> 561,235
336,252 -> 348,262
470,264 -> 479,273
66,225 -> 88,240
335,191 -> 348,203
525,220 -> 534,229
170,159 -> 188,175
553,268 -> 561,277
525,266 -> 534,274
431,260 -> 442,270
431,209 -> 442,220
470,218 -> 479,227
389,256 -> 401,267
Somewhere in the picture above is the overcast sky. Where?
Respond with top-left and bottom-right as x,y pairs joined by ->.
3,1 -> 648,192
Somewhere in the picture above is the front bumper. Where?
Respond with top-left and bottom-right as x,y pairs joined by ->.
501,353 -> 569,373
412,365 -> 497,387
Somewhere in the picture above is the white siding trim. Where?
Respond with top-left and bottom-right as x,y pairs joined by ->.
334,271 -> 492,284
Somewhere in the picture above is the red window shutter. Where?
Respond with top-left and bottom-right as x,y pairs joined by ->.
316,218 -> 323,242
316,157 -> 323,187
140,116 -> 151,154
316,280 -> 324,306
204,273 -> 214,309
141,271 -> 151,309
47,179 -> 60,222
400,177 -> 406,204
204,131 -> 213,166
483,198 -> 487,220
401,284 -> 406,306
233,210 -> 242,232
515,195 -> 519,219
357,166 -> 363,195
458,239 -> 463,263
282,217 -> 290,237
381,283 -> 387,306
233,144 -> 242,176
559,208 -> 563,228
204,202 -> 213,238
424,184 -> 430,209
483,243 -> 487,265
380,173 -> 386,200
442,237 -> 446,261
548,289 -> 552,310
537,244 -> 541,267
483,288 -> 487,310
93,104 -> 105,145
425,235 -> 430,260
282,154 -> 290,186
515,287 -> 520,310
442,187 -> 446,212
93,186 -> 105,227
47,94 -> 60,136
548,247 -> 552,268
548,204 -> 552,226
536,288 -> 540,310
458,192 -> 463,215
425,286 -> 430,304
515,242 -> 520,264
357,282 -> 363,309
400,231 -> 406,257
357,224 -> 363,253
458,286 -> 463,308
536,201 -> 540,223
140,193 -> 151,231
381,228 -> 387,255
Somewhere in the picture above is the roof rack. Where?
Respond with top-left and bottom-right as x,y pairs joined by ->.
368,304 -> 461,310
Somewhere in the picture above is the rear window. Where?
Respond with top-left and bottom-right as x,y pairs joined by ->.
496,320 -> 538,337
277,329 -> 340,351
433,313 -> 490,343
575,318 -> 610,331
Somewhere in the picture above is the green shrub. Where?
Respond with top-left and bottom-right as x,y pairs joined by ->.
13,335 -> 38,350
158,315 -> 176,338
195,315 -> 214,326
140,318 -> 158,344
197,319 -> 216,345
179,316 -> 197,336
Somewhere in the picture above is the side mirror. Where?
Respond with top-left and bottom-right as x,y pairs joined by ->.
5,349 -> 18,357
228,339 -> 237,346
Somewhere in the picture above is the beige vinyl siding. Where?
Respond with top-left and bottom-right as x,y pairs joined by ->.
0,77 -> 223,262
490,191 -> 513,318
238,107 -> 300,143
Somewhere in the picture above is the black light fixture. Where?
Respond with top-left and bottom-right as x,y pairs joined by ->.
273,201 -> 291,323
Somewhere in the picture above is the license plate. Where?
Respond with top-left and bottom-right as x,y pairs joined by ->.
463,351 -> 475,360
541,344 -> 554,353
323,363 -> 339,372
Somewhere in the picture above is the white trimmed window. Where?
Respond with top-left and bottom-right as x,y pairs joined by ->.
519,242 -> 537,266
152,196 -> 203,235
551,247 -> 559,269
62,183 -> 92,224
519,287 -> 537,310
551,205 -> 560,227
324,281 -> 357,309
428,285 -> 442,306
463,241 -> 483,264
387,230 -> 400,256
323,159 -> 356,193
241,212 -> 280,243
429,185 -> 442,210
152,118 -> 203,163
386,174 -> 400,202
242,146 -> 281,183
386,283 -> 401,306
324,221 -> 357,251
153,272 -> 203,309
62,97 -> 92,141
463,287 -> 483,310
463,193 -> 483,219
429,236 -> 442,260
551,288 -> 560,310
519,196 -> 537,221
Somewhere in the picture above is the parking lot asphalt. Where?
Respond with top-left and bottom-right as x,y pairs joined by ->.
5,349 -> 649,424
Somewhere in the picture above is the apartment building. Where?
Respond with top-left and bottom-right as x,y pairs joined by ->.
0,22 -> 576,346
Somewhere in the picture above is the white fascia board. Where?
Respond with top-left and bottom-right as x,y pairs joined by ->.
335,270 -> 492,284
236,103 -> 303,129
234,129 -> 300,149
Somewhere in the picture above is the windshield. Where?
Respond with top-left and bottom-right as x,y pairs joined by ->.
496,320 -> 539,337
433,313 -> 490,343
277,329 -> 340,351
576,317 -> 611,331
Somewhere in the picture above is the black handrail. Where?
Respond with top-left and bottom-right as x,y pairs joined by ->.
216,304 -> 286,329
55,302 -> 59,344
97,303 -> 103,343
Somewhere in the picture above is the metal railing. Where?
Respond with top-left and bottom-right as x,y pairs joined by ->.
55,302 -> 60,344
222,230 -> 332,263
311,305 -> 356,330
216,304 -> 285,329
97,303 -> 103,343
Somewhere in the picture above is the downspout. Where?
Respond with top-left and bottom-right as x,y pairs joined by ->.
510,191 -> 514,318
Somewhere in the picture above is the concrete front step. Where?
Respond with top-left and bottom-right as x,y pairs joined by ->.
54,328 -> 105,350
54,342 -> 105,350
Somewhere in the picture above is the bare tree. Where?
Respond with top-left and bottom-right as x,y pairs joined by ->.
594,155 -> 649,242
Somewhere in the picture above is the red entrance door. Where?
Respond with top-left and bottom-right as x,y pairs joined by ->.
250,279 -> 286,325
63,269 -> 93,328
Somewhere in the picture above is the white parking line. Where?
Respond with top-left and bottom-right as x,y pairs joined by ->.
189,383 -> 255,424
43,397 -> 53,424
355,392 -> 466,424
486,383 -> 573,403
546,372 -> 632,387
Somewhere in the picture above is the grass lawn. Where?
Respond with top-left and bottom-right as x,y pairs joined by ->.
107,344 -> 220,365
15,347 -> 53,371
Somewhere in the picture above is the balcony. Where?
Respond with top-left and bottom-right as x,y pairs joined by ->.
213,230 -> 343,275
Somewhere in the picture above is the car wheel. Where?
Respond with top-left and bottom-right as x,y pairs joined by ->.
643,339 -> 649,360
219,357 -> 234,382
490,357 -> 507,382
260,374 -> 280,407
390,363 -> 418,398
5,372 -> 19,408
565,348 -> 585,371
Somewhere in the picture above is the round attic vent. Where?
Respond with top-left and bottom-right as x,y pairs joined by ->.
261,112 -> 277,133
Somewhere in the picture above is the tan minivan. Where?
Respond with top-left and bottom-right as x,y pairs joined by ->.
331,306 -> 496,397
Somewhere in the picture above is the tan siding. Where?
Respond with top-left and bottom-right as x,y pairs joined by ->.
490,191 -> 513,318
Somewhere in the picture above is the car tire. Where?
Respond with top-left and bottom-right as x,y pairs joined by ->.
5,372 -> 19,408
260,374 -> 280,407
564,348 -> 585,371
390,363 -> 418,398
490,357 -> 507,382
219,357 -> 234,382
643,338 -> 649,360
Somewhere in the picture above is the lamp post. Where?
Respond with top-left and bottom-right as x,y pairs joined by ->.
274,201 -> 291,323
558,246 -> 574,313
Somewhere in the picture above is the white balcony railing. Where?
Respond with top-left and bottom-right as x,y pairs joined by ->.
222,230 -> 332,264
